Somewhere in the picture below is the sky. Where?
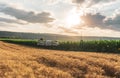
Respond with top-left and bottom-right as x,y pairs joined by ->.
0,0 -> 120,37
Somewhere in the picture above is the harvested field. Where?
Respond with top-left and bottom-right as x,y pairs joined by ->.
0,41 -> 120,78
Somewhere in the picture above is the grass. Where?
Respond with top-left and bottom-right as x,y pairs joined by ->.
0,41 -> 120,78
0,38 -> 120,53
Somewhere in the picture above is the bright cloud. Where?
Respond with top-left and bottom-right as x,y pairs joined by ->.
0,0 -> 120,37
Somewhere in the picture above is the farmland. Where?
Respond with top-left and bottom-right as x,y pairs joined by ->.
0,41 -> 120,78
0,38 -> 120,53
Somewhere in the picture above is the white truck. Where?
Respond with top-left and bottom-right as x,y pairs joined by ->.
37,38 -> 59,46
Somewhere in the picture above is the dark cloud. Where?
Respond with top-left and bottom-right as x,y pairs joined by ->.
58,26 -> 79,34
106,14 -> 120,26
105,13 -> 120,31
72,0 -> 116,7
0,4 -> 55,24
81,13 -> 106,27
90,0 -> 115,4
72,0 -> 85,4
0,17 -> 25,24
80,13 -> 120,31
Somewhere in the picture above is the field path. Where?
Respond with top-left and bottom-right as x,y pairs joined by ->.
0,41 -> 120,78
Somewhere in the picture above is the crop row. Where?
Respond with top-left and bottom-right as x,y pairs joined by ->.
0,39 -> 120,53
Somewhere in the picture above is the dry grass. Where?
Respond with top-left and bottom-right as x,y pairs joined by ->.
0,41 -> 120,78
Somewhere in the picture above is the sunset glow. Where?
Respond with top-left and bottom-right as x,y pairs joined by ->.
65,8 -> 82,27
0,0 -> 120,37
66,13 -> 81,27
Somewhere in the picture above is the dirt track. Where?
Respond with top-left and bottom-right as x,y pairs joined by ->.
0,41 -> 120,78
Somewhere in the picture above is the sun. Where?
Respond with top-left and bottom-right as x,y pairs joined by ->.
65,9 -> 82,27
66,14 -> 80,25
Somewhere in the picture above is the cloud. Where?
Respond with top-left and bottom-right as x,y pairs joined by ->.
46,0 -> 61,5
72,0 -> 116,7
58,26 -> 79,34
72,0 -> 85,4
105,12 -> 120,31
0,4 -> 55,24
0,22 -> 14,27
81,13 -> 106,27
0,17 -> 26,24
89,0 -> 115,5
80,12 -> 120,31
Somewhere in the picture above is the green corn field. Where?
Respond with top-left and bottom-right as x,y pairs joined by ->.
0,38 -> 120,53
56,40 -> 120,53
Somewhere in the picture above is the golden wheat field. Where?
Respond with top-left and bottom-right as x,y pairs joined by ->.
0,41 -> 120,78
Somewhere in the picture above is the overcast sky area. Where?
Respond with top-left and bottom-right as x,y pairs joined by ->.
0,0 -> 120,37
